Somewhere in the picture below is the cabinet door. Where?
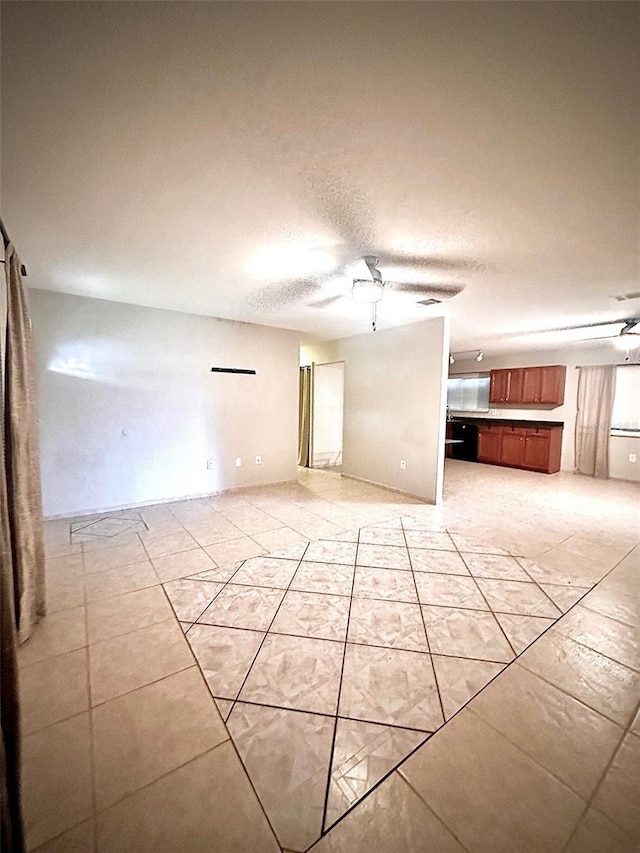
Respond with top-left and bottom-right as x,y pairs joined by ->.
477,429 -> 502,463
521,368 -> 541,403
489,370 -> 508,403
501,430 -> 526,466
524,431 -> 551,471
506,368 -> 524,403
539,366 -> 566,405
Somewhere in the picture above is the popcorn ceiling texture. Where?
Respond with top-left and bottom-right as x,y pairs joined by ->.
2,1 -> 637,347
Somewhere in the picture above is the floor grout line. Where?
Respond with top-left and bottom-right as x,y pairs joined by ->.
318,527 -> 361,837
36,470 -> 640,853
402,517 -> 447,728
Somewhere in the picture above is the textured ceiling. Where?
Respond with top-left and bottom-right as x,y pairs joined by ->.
2,1 -> 638,352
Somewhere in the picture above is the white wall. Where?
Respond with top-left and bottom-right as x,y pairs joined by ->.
450,344 -> 640,481
29,289 -> 300,516
312,362 -> 344,468
318,317 -> 449,503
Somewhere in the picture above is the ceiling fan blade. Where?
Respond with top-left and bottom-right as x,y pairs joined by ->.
306,170 -> 376,252
247,277 -> 325,310
387,281 -> 466,298
308,294 -> 346,309
378,251 -> 482,273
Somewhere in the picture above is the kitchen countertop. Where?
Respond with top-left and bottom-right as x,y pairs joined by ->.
449,416 -> 564,429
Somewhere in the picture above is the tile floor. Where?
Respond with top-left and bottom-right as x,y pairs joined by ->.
19,461 -> 640,852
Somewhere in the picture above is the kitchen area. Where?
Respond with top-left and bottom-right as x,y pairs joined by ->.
446,364 -> 567,474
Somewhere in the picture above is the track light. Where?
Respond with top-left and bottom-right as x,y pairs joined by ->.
450,349 -> 485,364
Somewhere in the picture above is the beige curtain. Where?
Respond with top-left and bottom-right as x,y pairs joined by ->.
574,365 -> 616,478
1,238 -> 44,852
3,243 -> 46,641
298,366 -> 311,467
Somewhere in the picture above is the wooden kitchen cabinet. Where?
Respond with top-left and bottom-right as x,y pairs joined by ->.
489,368 -> 523,404
477,425 -> 502,463
490,365 -> 566,407
467,420 -> 563,473
523,427 -> 563,473
501,428 -> 526,466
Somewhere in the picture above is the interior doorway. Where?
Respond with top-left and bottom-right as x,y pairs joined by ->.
311,361 -> 344,470
298,361 -> 345,470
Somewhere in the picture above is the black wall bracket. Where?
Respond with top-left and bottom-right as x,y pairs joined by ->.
210,367 -> 256,375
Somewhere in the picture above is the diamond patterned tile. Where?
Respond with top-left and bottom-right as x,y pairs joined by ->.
339,644 -> 444,730
422,605 -> 515,662
414,573 -> 489,610
270,590 -> 350,642
304,540 -> 358,565
495,612 -> 555,654
356,544 -> 411,570
71,514 -> 147,540
197,584 -> 285,631
229,703 -> 334,850
290,561 -> 355,596
187,565 -> 241,583
347,598 -> 429,652
404,530 -> 456,551
475,578 -> 562,618
325,719 -> 428,830
231,556 -> 300,589
448,533 -> 511,555
214,698 -> 234,720
461,553 -> 531,581
539,583 -> 591,612
431,655 -> 505,720
228,703 -> 334,852
187,623 -> 265,699
409,548 -> 470,575
162,578 -> 224,622
352,567 -> 418,603
239,633 -> 344,715
74,508 -> 584,852
358,526 -> 407,546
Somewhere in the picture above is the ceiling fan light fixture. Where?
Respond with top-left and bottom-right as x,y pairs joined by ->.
352,279 -> 384,304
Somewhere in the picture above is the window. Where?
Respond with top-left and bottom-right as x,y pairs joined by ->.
447,374 -> 490,413
611,365 -> 640,433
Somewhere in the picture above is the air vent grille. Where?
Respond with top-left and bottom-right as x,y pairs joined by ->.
612,291 -> 640,302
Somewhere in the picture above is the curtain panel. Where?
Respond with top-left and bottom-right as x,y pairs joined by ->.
574,365 -> 616,478
298,366 -> 311,467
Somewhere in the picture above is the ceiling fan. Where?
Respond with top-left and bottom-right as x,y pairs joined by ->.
248,175 -> 478,329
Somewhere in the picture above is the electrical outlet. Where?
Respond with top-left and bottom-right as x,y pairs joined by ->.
206,460 -> 215,470
490,409 -> 497,415
235,457 -> 242,467
400,460 -> 407,470
629,453 -> 637,463
255,455 -> 262,465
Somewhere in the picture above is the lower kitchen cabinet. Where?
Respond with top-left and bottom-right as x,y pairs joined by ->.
501,428 -> 526,466
477,426 -> 502,464
473,421 -> 563,473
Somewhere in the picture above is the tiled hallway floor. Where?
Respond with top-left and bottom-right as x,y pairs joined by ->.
20,462 -> 640,852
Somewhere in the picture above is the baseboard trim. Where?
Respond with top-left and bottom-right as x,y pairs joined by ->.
341,473 -> 433,505
43,478 -> 300,521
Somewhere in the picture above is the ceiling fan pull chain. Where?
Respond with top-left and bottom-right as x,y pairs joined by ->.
372,301 -> 377,332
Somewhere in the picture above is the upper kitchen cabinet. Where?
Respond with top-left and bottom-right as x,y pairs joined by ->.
489,365 -> 566,407
489,368 -> 523,404
521,365 -> 566,405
